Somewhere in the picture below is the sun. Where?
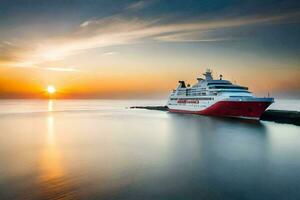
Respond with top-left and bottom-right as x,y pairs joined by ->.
47,85 -> 56,94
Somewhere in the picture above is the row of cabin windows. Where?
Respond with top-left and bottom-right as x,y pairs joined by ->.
209,86 -> 248,90
170,98 -> 214,101
177,92 -> 208,96
207,82 -> 231,85
176,88 -> 249,96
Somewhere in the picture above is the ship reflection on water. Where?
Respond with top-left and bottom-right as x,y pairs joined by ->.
0,100 -> 299,200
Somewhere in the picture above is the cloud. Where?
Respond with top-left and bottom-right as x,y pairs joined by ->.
125,1 -> 151,11
1,11 -> 299,70
0,41 -> 34,64
42,67 -> 80,72
101,51 -> 119,56
154,30 -> 233,42
2,61 -> 80,72
47,11 -> 300,49
80,20 -> 92,27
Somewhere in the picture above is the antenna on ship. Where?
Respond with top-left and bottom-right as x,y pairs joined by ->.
219,74 -> 223,80
203,68 -> 213,80
230,76 -> 236,84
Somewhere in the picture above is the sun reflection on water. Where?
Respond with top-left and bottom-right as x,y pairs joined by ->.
36,100 -> 77,199
48,100 -> 53,112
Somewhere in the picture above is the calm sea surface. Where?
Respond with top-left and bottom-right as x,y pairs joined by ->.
0,99 -> 299,200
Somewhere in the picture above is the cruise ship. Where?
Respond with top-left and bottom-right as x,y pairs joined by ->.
167,69 -> 274,119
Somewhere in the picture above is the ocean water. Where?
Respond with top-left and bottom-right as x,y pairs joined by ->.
0,99 -> 299,200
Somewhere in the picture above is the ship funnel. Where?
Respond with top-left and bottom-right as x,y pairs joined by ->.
178,80 -> 186,88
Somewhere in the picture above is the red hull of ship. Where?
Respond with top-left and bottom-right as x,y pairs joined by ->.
168,101 -> 272,119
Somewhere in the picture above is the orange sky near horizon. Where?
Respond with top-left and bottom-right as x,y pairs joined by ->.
0,63 -> 299,99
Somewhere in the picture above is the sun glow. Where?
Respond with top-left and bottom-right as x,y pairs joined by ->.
47,86 -> 56,94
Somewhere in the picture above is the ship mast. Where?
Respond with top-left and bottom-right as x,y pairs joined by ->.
203,69 -> 213,80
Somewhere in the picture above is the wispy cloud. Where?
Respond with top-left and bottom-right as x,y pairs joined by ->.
1,11 -> 299,70
125,1 -> 151,11
42,67 -> 80,72
154,30 -> 233,42
3,60 -> 80,72
80,20 -> 92,27
101,51 -> 119,56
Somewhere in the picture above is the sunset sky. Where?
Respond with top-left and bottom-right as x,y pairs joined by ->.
0,0 -> 299,99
